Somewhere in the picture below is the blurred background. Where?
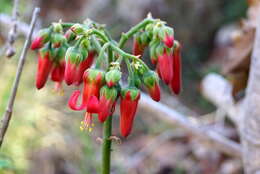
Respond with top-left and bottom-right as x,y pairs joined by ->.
0,0 -> 250,173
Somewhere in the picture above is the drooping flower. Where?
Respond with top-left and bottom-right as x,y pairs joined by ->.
170,41 -> 182,94
51,61 -> 65,92
98,86 -> 118,122
68,68 -> 105,111
31,28 -> 51,50
36,47 -> 53,89
157,49 -> 173,84
143,70 -> 160,102
120,88 -> 140,137
105,69 -> 122,87
64,46 -> 83,85
74,51 -> 96,86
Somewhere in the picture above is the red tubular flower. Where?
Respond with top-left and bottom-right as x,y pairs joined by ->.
158,50 -> 173,85
36,48 -> 53,89
51,61 -> 65,92
143,71 -> 161,102
86,95 -> 100,113
98,86 -> 118,123
120,88 -> 140,137
31,28 -> 51,50
74,51 -> 96,86
68,68 -> 105,111
170,41 -> 182,94
51,61 -> 65,82
64,47 -> 83,85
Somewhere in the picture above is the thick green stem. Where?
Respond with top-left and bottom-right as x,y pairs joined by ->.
118,18 -> 154,48
101,111 -> 113,174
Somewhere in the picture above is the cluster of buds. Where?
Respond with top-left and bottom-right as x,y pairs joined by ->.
31,16 -> 182,137
133,22 -> 182,95
31,23 -> 96,92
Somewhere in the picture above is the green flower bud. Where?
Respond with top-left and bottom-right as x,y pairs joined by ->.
71,24 -> 85,35
65,47 -> 83,65
105,69 -> 122,87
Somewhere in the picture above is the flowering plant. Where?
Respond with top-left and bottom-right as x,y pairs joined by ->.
31,14 -> 181,174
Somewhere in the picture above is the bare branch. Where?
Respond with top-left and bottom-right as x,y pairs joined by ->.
5,0 -> 20,58
0,8 -> 40,148
240,14 -> 260,173
139,94 -> 242,157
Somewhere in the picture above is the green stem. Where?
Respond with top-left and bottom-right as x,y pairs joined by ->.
60,23 -> 75,28
95,42 -> 110,68
110,44 -> 150,71
101,116 -> 112,174
86,29 -> 110,43
118,18 -> 154,48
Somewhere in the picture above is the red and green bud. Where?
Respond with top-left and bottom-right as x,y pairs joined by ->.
149,40 -> 160,64
74,51 -> 96,86
158,49 -> 173,85
31,28 -> 51,50
36,47 -> 53,89
52,23 -> 63,33
133,32 -> 150,56
170,41 -> 182,94
105,69 -> 122,87
65,29 -> 76,42
51,33 -> 66,48
98,86 -> 118,122
159,27 -> 174,48
51,61 -> 65,92
82,68 -> 105,104
70,24 -> 85,35
51,61 -> 65,83
64,47 -> 83,85
120,88 -> 140,137
143,71 -> 160,102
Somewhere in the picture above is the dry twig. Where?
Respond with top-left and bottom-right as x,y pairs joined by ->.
0,8 -> 40,148
139,94 -> 242,157
5,0 -> 20,58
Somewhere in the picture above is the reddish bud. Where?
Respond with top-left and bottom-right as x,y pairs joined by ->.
31,28 -> 51,50
82,69 -> 105,105
133,38 -> 145,56
74,51 -> 96,85
143,71 -> 160,102
36,48 -> 53,89
120,88 -> 140,137
98,86 -> 118,122
51,61 -> 65,83
170,41 -> 182,94
158,50 -> 173,85
64,47 -> 83,85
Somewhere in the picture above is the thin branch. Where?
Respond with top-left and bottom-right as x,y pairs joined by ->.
0,14 -> 33,37
0,8 -> 40,148
139,93 -> 242,157
5,0 -> 20,57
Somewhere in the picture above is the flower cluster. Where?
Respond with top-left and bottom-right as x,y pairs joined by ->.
31,16 -> 182,137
